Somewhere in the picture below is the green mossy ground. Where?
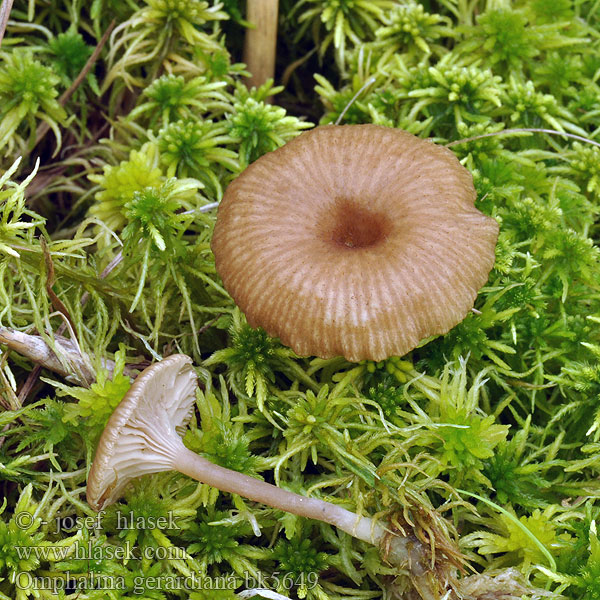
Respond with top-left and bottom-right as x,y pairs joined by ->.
1,0 -> 600,598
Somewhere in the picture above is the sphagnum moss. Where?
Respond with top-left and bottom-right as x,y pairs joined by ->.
1,1 -> 600,599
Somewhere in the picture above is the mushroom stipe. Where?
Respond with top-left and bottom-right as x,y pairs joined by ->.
87,355 -> 535,600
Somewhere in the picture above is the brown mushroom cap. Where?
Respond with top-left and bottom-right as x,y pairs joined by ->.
211,124 -> 499,362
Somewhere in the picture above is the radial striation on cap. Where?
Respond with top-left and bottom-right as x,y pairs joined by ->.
211,124 -> 499,362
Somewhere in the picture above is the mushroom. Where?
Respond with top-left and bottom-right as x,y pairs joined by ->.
211,124 -> 499,362
88,354 -> 540,600
87,355 -> 439,596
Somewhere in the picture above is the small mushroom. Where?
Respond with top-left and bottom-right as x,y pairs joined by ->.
211,124 -> 499,362
88,354 -> 540,600
87,355 -> 431,587
87,355 -> 378,539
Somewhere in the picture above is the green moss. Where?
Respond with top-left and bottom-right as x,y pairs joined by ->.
0,50 -> 67,152
3,1 -> 600,599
